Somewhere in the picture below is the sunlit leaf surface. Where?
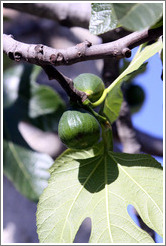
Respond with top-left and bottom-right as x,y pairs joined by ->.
37,143 -> 162,243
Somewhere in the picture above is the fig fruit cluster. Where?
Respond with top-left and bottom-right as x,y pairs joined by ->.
58,73 -> 105,149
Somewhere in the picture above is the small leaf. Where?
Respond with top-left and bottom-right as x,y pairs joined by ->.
37,143 -> 162,243
127,40 -> 163,73
3,140 -> 53,201
120,61 -> 148,83
103,39 -> 162,123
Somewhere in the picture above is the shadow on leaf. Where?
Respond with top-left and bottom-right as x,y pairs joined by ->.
78,153 -> 119,193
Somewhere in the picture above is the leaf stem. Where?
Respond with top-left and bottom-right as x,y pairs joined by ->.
89,89 -> 109,107
84,105 -> 113,150
85,105 -> 110,126
101,124 -> 113,152
90,72 -> 123,108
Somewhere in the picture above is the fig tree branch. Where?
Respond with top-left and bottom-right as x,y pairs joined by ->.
3,3 -> 91,29
135,129 -> 163,156
113,124 -> 163,156
42,65 -> 87,103
116,101 -> 141,154
3,26 -> 162,66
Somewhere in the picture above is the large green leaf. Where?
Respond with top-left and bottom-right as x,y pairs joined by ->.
3,140 -> 53,201
113,3 -> 163,31
36,143 -> 162,243
103,39 -> 163,123
90,3 -> 163,34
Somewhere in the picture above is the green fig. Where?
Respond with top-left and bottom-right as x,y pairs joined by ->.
73,73 -> 105,103
58,109 -> 100,149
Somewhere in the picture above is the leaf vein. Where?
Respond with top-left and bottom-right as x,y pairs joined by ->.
59,156 -> 103,242
118,165 -> 162,218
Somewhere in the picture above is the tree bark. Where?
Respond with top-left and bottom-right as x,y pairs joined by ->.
3,26 -> 162,66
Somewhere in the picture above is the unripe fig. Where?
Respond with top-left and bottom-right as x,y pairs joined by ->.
58,109 -> 100,149
73,73 -> 105,102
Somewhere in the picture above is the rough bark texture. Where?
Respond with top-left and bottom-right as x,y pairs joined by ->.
3,26 -> 162,66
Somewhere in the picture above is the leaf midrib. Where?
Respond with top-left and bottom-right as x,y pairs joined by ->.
118,3 -> 139,23
104,154 -> 113,242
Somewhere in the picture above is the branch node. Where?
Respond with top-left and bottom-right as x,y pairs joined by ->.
9,34 -> 14,39
8,51 -> 22,62
85,40 -> 92,47
14,52 -> 22,62
50,54 -> 57,64
57,52 -> 64,62
76,40 -> 92,58
35,44 -> 44,54
122,48 -> 131,58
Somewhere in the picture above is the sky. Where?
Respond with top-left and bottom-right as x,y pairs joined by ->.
132,51 -> 163,138
127,47 -> 163,243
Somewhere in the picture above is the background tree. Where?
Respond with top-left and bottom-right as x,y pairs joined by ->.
3,2 -> 163,244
